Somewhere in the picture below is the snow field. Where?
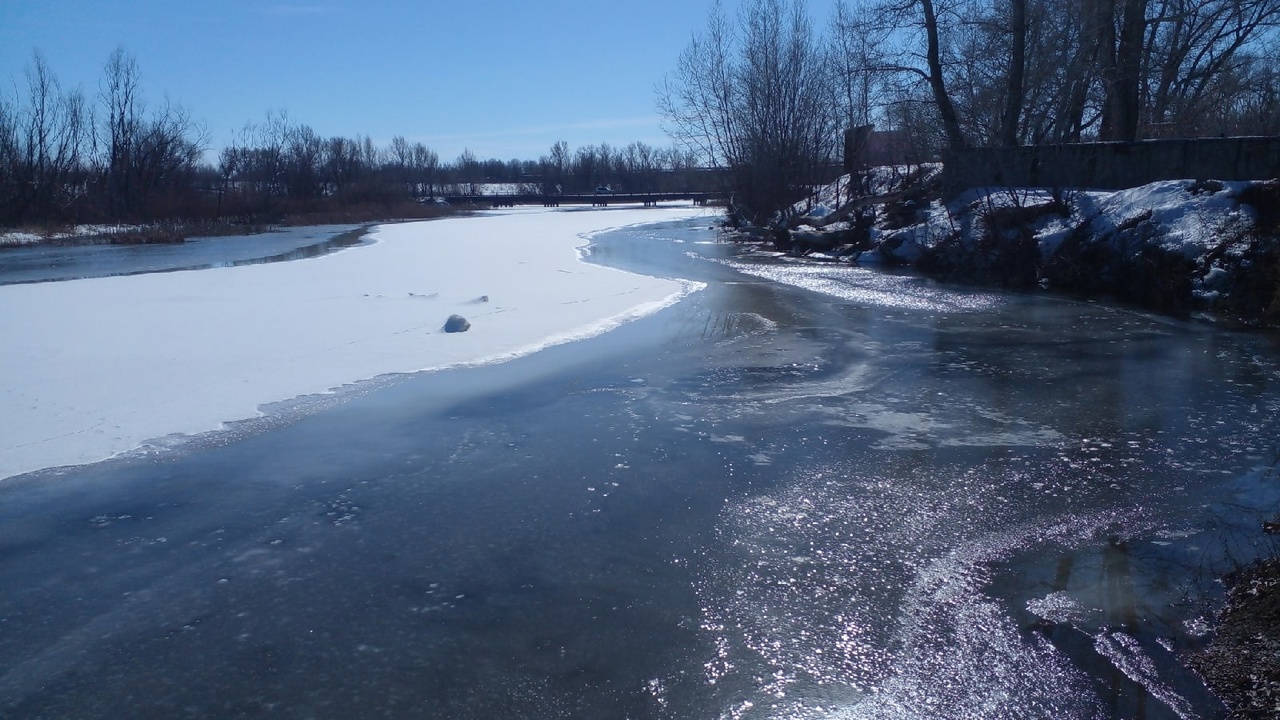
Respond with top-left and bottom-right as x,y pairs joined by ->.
0,206 -> 707,481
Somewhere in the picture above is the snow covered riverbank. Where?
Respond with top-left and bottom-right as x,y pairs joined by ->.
0,206 -> 708,482
771,169 -> 1280,326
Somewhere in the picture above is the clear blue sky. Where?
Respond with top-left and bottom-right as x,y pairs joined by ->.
1,0 -> 840,164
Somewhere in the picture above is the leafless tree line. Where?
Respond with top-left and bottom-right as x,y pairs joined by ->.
529,140 -> 708,194
1,49 -> 714,230
660,0 -> 1280,223
660,0 -> 842,225
221,124 -> 708,209
211,111 -> 440,220
0,48 -> 205,228
843,0 -> 1280,152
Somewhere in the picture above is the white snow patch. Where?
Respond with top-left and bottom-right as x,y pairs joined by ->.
0,206 -> 708,482
1080,179 -> 1251,256
855,177 -> 1259,272
789,165 -> 943,224
0,224 -> 146,246
0,231 -> 43,245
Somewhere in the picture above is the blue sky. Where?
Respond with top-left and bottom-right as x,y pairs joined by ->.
1,0 -> 840,163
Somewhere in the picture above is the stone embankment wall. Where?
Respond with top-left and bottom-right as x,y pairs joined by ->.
942,136 -> 1280,196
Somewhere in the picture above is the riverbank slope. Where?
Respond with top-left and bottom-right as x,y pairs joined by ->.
763,170 -> 1280,328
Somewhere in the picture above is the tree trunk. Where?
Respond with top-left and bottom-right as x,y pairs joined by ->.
1099,0 -> 1148,141
1115,0 -> 1148,139
1001,0 -> 1028,146
921,0 -> 968,150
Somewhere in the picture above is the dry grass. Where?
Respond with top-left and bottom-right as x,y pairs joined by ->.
1190,556 -> 1280,718
2,200 -> 465,248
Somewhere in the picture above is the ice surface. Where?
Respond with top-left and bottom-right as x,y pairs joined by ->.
0,206 -> 707,481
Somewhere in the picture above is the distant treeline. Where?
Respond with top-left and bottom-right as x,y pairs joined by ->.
0,48 -> 714,231
12,0 -> 1279,232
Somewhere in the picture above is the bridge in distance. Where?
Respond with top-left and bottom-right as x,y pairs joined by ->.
441,191 -> 726,208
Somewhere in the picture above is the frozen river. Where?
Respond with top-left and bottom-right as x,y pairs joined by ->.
0,224 -> 368,285
2,215 -> 1278,718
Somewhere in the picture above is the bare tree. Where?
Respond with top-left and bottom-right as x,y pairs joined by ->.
1001,0 -> 1029,145
99,47 -> 141,217
322,135 -> 361,195
410,142 -> 438,198
0,51 -> 94,225
830,0 -> 883,129
919,0 -> 970,148
596,142 -> 616,188
1018,1 -> 1102,143
0,93 -> 18,223
94,48 -> 205,220
573,144 -> 600,190
453,148 -> 482,190
389,135 -> 412,194
834,0 -> 1279,149
831,0 -> 972,153
215,134 -> 244,219
130,99 -> 205,217
287,124 -> 324,199
659,0 -> 839,225
543,140 -> 570,192
622,141 -> 659,191
1142,0 -> 1280,135
1205,52 -> 1280,134
1093,0 -> 1151,141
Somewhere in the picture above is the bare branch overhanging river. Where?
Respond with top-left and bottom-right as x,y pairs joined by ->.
2,215 -> 1278,719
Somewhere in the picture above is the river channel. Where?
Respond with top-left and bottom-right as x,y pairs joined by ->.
0,224 -> 368,285
1,214 -> 1277,719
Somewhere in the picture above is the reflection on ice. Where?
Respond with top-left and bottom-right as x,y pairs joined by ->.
705,254 -> 1006,313
695,467 -> 1137,719
1093,631 -> 1198,720
623,221 -> 1280,719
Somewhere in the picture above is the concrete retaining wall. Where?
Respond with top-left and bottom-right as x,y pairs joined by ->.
942,137 -> 1280,196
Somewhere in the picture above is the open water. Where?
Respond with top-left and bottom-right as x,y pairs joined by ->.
1,214 -> 1278,718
